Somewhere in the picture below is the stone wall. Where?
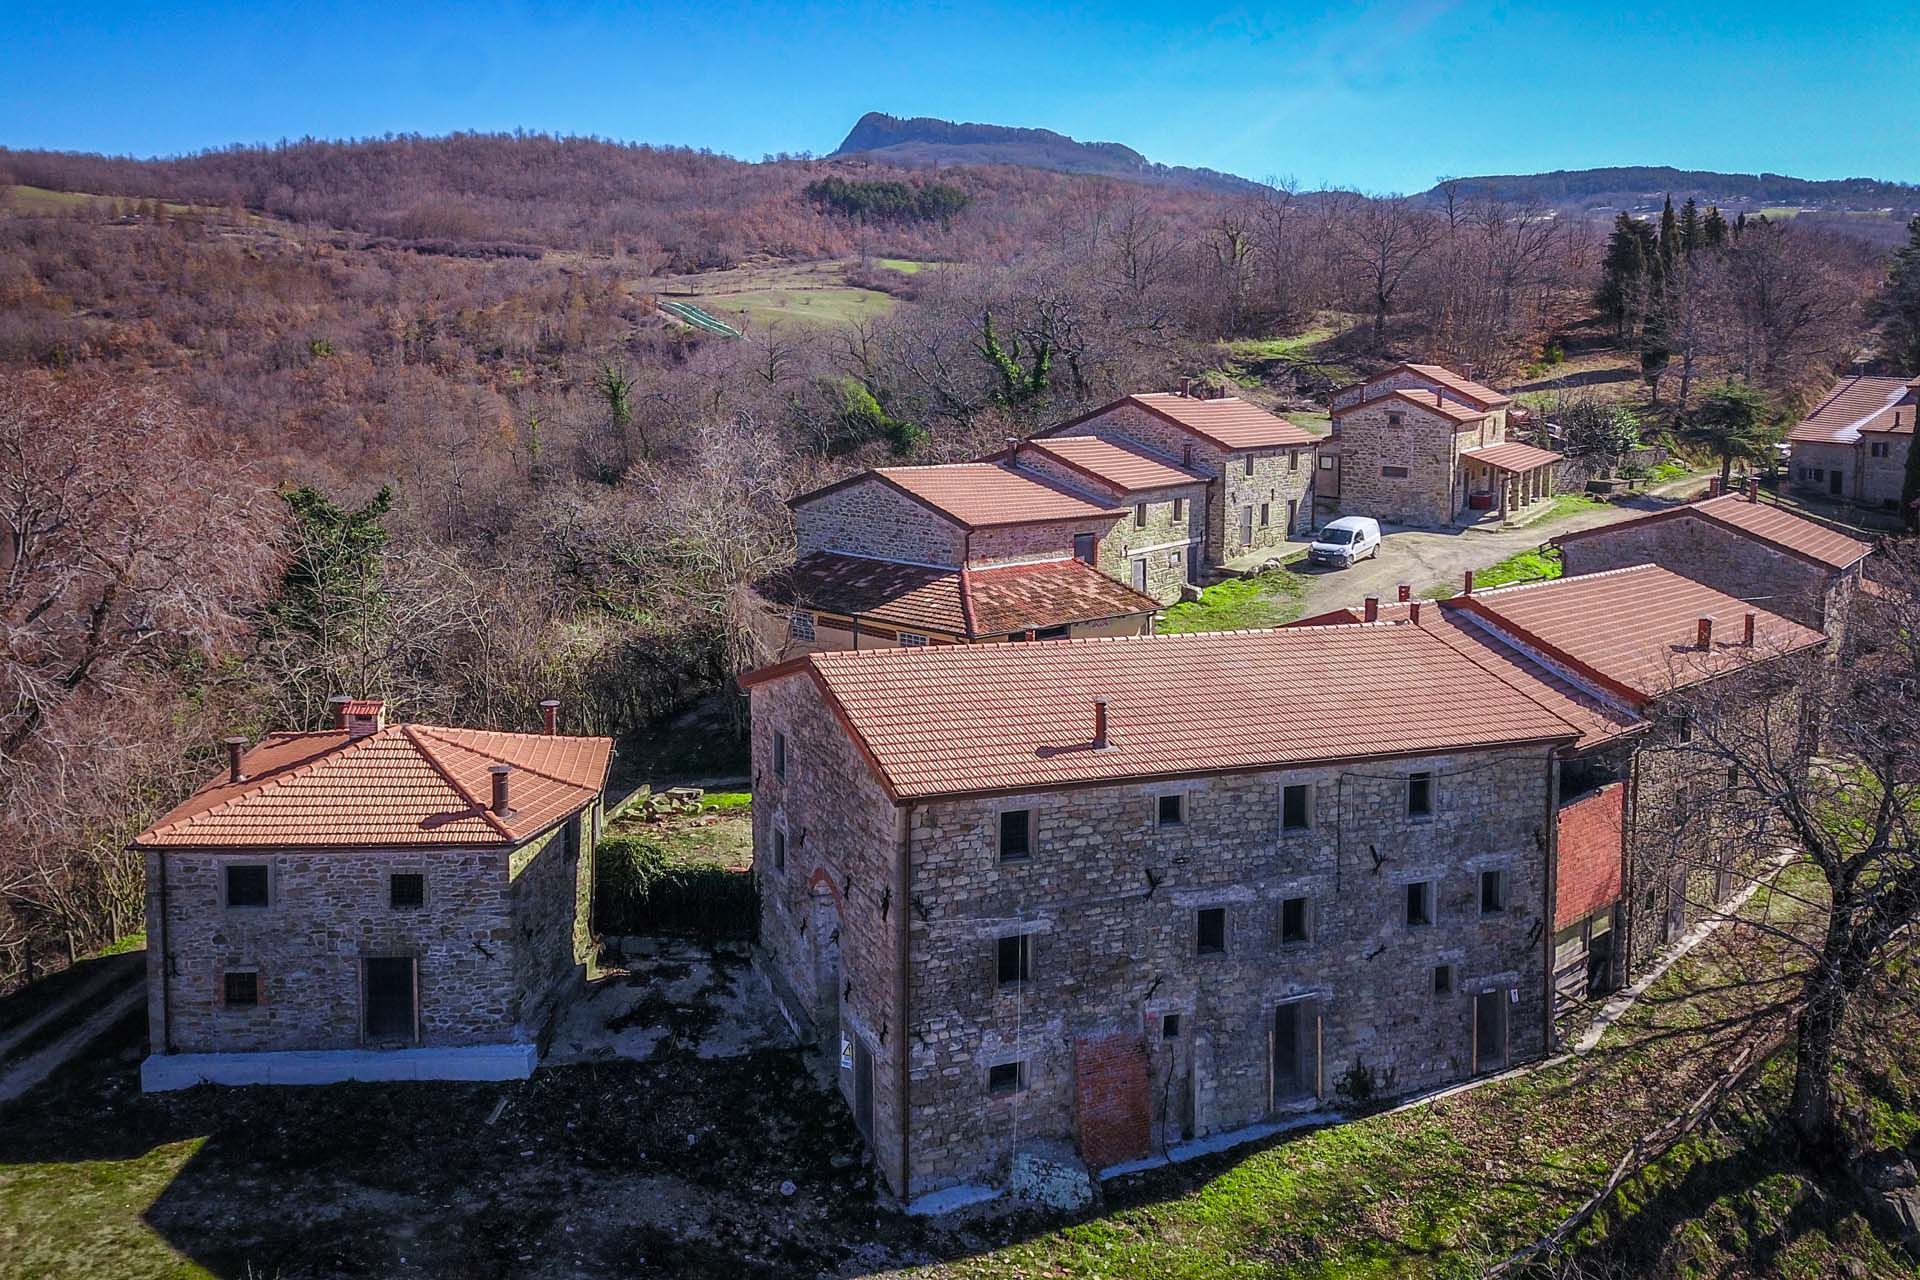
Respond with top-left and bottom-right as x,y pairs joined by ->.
1219,444 -> 1316,558
1789,442 -> 1855,503
147,845 -> 519,1054
1328,400 -> 1471,527
1352,370 -> 1509,435
969,517 -> 1123,569
1097,484 -> 1209,602
509,805 -> 598,1044
794,477 -> 967,567
1859,436 -> 1913,512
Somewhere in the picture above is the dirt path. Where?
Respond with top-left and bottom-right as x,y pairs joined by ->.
0,961 -> 129,1065
0,979 -> 143,1106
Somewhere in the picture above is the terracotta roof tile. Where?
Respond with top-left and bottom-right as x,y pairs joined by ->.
1122,393 -> 1320,450
1455,565 -> 1826,701
134,724 -> 611,849
872,463 -> 1122,526
1020,436 -> 1209,494
1401,364 -> 1513,408
1332,388 -> 1490,427
964,559 -> 1160,635
747,625 -> 1582,801
1460,441 -> 1564,472
1552,493 -> 1870,571
1787,375 -> 1915,444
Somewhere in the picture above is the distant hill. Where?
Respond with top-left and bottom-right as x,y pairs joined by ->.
1421,166 -> 1920,214
829,112 -> 1265,196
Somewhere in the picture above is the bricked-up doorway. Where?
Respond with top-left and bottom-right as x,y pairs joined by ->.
1472,990 -> 1509,1075
1270,999 -> 1321,1106
1074,1033 -> 1150,1169
363,957 -> 417,1043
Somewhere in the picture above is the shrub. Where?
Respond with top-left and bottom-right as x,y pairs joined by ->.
595,835 -> 757,940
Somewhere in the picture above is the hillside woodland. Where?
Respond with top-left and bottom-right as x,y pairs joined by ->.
0,132 -> 1901,979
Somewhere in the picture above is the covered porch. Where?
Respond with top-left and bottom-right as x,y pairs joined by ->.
1458,440 -> 1564,523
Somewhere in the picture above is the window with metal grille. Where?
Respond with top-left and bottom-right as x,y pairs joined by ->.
390,873 -> 425,910
223,971 -> 259,1006
788,610 -> 816,641
225,864 -> 269,908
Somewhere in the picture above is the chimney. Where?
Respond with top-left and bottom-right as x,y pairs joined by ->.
1746,476 -> 1759,502
540,698 -> 560,736
1178,377 -> 1192,397
1092,698 -> 1110,750
1364,596 -> 1380,622
1743,612 -> 1756,646
224,736 -> 248,784
1707,476 -> 1722,498
1697,616 -> 1714,649
1005,435 -> 1020,465
344,699 -> 385,738
1408,600 -> 1423,625
1181,443 -> 1194,468
489,763 -> 513,817
1397,583 -> 1411,603
329,694 -> 352,730
1463,569 -> 1475,596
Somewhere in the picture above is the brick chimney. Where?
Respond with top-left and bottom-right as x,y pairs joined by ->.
1707,476 -> 1722,498
1408,600 -> 1423,625
1743,612 -> 1756,646
1005,435 -> 1021,465
540,698 -> 560,736
329,694 -> 352,730
1364,596 -> 1380,622
1397,583 -> 1411,602
343,699 -> 384,738
1746,476 -> 1759,502
489,763 -> 514,817
1092,698 -> 1110,750
224,736 -> 248,784
1697,616 -> 1714,649
1178,378 -> 1192,397
1463,569 -> 1475,596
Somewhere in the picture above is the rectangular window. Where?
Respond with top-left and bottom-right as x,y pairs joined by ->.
1676,715 -> 1692,744
1290,449 -> 1300,471
1387,412 -> 1404,426
788,610 -> 816,642
773,826 -> 786,870
996,933 -> 1034,987
1320,455 -> 1334,470
1407,772 -> 1434,817
1280,896 -> 1311,945
898,632 -> 928,647
1281,783 -> 1312,831
389,872 -> 425,910
1244,454 -> 1255,477
987,1060 -> 1026,1096
1260,502 -> 1271,527
225,864 -> 269,909
1073,532 -> 1097,564
1196,907 -> 1227,955
1406,880 -> 1436,927
772,730 -> 787,778
223,970 -> 259,1007
998,809 -> 1033,862
1382,465 -> 1411,479
1555,921 -> 1587,968
1156,793 -> 1186,828
1162,1012 -> 1182,1039
1134,503 -> 1148,528
1432,964 -> 1455,996
1172,496 -> 1186,522
1480,868 -> 1509,916
1871,442 -> 1889,458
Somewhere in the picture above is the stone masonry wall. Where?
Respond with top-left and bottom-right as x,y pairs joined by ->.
1329,400 -> 1470,527
969,517 -> 1123,569
148,845 -> 518,1054
509,804 -> 598,1044
751,673 -> 909,1194
1354,370 -> 1509,436
1219,445 -> 1316,558
1097,483 -> 1210,602
795,477 -> 967,567
1790,442 -> 1856,503
900,747 -> 1556,1193
1859,435 -> 1913,511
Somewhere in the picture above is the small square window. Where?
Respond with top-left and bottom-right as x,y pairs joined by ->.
988,1060 -> 1026,1095
773,826 -> 786,870
225,864 -> 269,908
1432,964 -> 1455,996
1479,868 -> 1508,916
996,933 -> 1033,988
1406,880 -> 1436,928
1281,784 -> 1312,831
772,730 -> 787,779
1156,793 -> 1186,829
788,610 -> 816,642
1407,772 -> 1434,817
1320,455 -> 1334,470
1280,896 -> 1310,945
1388,411 -> 1404,426
1196,907 -> 1227,955
998,809 -> 1033,862
390,873 -> 425,910
1162,1013 -> 1182,1039
223,970 -> 259,1007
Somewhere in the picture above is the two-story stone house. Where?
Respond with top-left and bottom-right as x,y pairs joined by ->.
1322,363 -> 1562,527
1036,389 -> 1322,562
1785,373 -> 1917,517
136,697 -> 611,1090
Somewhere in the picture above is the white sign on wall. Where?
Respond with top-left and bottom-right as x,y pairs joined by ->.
840,1034 -> 853,1070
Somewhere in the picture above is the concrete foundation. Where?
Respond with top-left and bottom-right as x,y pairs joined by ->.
141,1042 -> 538,1091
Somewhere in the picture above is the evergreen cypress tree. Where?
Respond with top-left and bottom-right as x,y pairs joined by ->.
1703,205 -> 1729,248
1658,195 -> 1679,275
1881,215 -> 1920,376
1678,197 -> 1702,258
1597,214 -> 1657,338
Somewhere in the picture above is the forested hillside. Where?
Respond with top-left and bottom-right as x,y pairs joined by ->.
0,131 -> 1898,979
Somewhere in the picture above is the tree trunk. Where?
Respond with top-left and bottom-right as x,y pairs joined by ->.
1721,455 -> 1735,487
1789,966 -> 1845,1150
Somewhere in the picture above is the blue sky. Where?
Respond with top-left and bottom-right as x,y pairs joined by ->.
4,1 -> 1917,192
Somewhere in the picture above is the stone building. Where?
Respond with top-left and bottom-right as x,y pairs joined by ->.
1551,482 -> 1872,641
1785,373 -> 1917,517
743,623 -> 1620,1201
1321,363 -> 1561,527
136,697 -> 610,1090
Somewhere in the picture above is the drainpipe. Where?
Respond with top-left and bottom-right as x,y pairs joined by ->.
896,801 -> 914,1203
1541,753 -> 1562,1052
1621,749 -> 1642,981
156,849 -> 173,1054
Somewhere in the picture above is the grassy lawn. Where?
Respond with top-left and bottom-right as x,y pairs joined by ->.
874,257 -> 933,274
695,285 -> 895,330
607,790 -> 753,871
932,866 -> 1826,1279
1159,567 -> 1309,633
1422,546 -> 1563,599
1288,410 -> 1331,436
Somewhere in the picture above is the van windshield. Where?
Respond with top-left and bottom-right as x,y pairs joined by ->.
1317,528 -> 1355,545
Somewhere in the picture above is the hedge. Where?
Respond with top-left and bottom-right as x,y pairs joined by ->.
595,835 -> 757,940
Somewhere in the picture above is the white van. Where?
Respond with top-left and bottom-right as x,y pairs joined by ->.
1309,516 -> 1382,568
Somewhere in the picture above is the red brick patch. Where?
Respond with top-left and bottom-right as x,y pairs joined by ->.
1557,782 -> 1625,927
1074,1032 -> 1150,1169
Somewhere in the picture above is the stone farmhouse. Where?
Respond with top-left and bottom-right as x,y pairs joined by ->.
135,697 -> 610,1091
738,566 -> 1821,1201
1321,363 -> 1562,528
1785,373 -> 1917,517
1551,481 -> 1872,642
755,389 -> 1318,657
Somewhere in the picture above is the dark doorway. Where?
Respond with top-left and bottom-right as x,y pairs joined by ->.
1472,990 -> 1507,1074
1239,505 -> 1254,547
1271,1000 -> 1317,1104
1829,470 -> 1843,497
852,1034 -> 874,1138
1586,926 -> 1616,998
364,956 -> 416,1042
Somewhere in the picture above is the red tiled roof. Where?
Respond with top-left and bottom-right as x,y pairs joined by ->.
1117,393 -> 1320,450
1552,492 -> 1871,571
872,463 -> 1122,527
1400,363 -> 1513,408
1461,441 -> 1564,472
742,625 -> 1582,801
755,552 -> 1157,638
1020,435 -> 1208,494
133,725 -> 612,849
1787,375 -> 1914,444
1331,388 -> 1490,427
1454,565 -> 1827,702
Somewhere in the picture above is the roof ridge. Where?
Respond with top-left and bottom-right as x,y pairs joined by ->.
143,728 -> 382,839
400,725 -> 513,839
409,724 -> 594,791
1398,614 -> 1599,740
1467,563 -> 1661,599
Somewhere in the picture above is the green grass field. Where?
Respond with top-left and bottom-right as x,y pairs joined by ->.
873,257 -> 934,274
1159,567 -> 1309,633
693,285 -> 895,330
3,185 -> 204,217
